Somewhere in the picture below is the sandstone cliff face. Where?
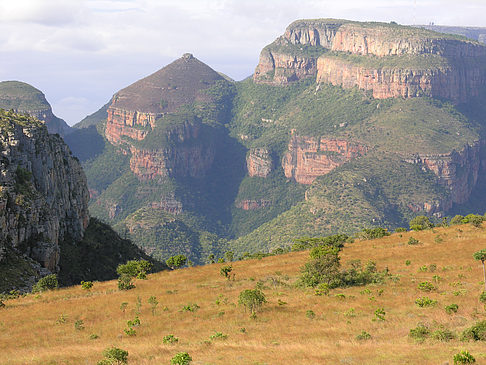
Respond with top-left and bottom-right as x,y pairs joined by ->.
128,121 -> 215,181
105,107 -> 156,145
282,133 -> 368,184
405,141 -> 481,205
0,113 -> 89,274
254,20 -> 486,103
247,148 -> 273,177
316,56 -> 485,102
235,199 -> 271,210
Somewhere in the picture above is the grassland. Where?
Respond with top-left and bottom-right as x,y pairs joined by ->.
1,223 -> 486,364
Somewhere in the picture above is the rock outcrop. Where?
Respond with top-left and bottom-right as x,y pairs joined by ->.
0,81 -> 72,136
405,141 -> 482,204
235,199 -> 271,210
0,110 -> 89,275
247,148 -> 273,177
282,133 -> 368,184
254,19 -> 486,103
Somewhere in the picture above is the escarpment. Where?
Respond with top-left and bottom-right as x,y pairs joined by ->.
0,110 -> 89,279
0,81 -> 72,137
254,19 -> 486,103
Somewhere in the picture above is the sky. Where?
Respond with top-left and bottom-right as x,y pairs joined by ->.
1,0 -> 486,125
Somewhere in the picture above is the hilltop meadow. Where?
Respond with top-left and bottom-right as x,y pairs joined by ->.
1,222 -> 486,364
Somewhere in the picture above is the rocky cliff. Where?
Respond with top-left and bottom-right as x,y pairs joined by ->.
282,133 -> 368,184
254,19 -> 486,103
0,81 -> 72,137
0,110 -> 89,284
246,148 -> 273,177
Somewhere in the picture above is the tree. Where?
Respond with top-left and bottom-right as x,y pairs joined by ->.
473,249 -> 486,291
98,346 -> 128,365
300,245 -> 341,287
32,274 -> 58,293
220,265 -> 233,280
409,215 -> 433,231
166,255 -> 187,269
238,289 -> 267,315
116,260 -> 152,279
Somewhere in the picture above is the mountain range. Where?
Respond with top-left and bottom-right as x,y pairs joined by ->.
3,19 -> 486,267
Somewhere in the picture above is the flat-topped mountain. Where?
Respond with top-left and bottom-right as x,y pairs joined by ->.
0,81 -> 72,136
254,19 -> 486,103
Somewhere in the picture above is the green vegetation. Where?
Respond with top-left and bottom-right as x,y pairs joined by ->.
98,346 -> 128,365
171,352 -> 192,365
238,289 -> 267,316
32,274 -> 58,293
166,255 -> 187,269
0,81 -> 50,111
461,321 -> 486,341
453,350 -> 476,364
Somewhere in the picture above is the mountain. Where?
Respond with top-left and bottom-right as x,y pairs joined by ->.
0,109 -> 163,292
0,81 -> 72,137
73,19 -> 486,261
418,24 -> 486,43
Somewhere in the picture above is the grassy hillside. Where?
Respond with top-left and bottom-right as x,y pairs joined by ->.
1,223 -> 486,364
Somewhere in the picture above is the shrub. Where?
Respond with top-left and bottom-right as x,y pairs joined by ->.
479,291 -> 486,304
409,215 -> 433,231
469,215 -> 484,228
163,334 -> 179,344
220,265 -> 233,280
166,255 -> 187,269
117,260 -> 152,279
374,308 -> 386,321
409,323 -> 430,342
209,331 -> 228,340
453,350 -> 476,364
124,328 -> 136,336
395,227 -> 407,233
405,260 -> 411,266
445,303 -> 459,314
171,352 -> 192,365
306,310 -> 316,319
98,346 -> 128,365
461,320 -> 486,341
407,237 -> 420,245
89,333 -> 99,340
299,246 -> 341,287
359,227 -> 390,240
81,281 -> 93,290
74,319 -> 84,331
415,297 -> 437,308
238,289 -> 267,315
117,274 -> 135,291
32,274 -> 58,293
181,303 -> 200,312
431,329 -> 455,342
314,283 -> 330,296
418,281 -> 436,292
356,331 -> 371,340
148,296 -> 158,315
450,215 -> 465,225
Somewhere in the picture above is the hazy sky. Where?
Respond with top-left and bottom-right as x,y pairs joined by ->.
1,0 -> 486,125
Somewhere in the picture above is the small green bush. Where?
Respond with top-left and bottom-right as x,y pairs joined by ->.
74,319 -> 84,331
306,310 -> 316,319
81,281 -> 93,290
181,303 -> 200,312
450,215 -> 465,225
479,291 -> 486,304
124,328 -> 136,336
431,329 -> 455,342
238,289 -> 267,315
117,274 -> 135,291
407,237 -> 420,245
166,255 -> 187,269
209,331 -> 228,340
395,227 -> 407,233
418,281 -> 436,292
374,308 -> 386,321
32,274 -> 58,293
453,350 -> 476,364
163,334 -> 179,344
461,320 -> 486,341
405,260 -> 411,266
220,265 -> 233,279
445,303 -> 459,314
171,352 -> 192,365
356,331 -> 372,340
98,346 -> 128,365
415,297 -> 437,308
409,323 -> 430,342
409,215 -> 433,231
89,333 -> 99,340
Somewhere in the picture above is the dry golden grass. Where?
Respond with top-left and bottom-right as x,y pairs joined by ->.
2,224 -> 486,364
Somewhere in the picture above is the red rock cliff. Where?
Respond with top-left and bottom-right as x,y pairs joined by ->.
282,133 -> 368,184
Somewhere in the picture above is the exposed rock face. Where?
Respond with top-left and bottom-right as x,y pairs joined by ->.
254,20 -> 486,103
0,81 -> 72,137
235,199 -> 271,210
105,107 -> 156,145
405,141 -> 481,204
128,121 -> 215,181
0,112 -> 89,273
282,133 -> 368,184
247,148 -> 273,177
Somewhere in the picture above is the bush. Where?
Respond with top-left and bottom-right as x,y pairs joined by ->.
220,265 -> 233,279
163,334 -> 179,344
166,255 -> 187,269
415,297 -> 437,308
117,274 -> 135,291
81,281 -> 93,290
374,308 -> 386,321
409,215 -> 433,231
431,329 -> 455,342
181,303 -> 200,312
407,237 -> 420,245
395,227 -> 407,233
32,274 -> 58,293
453,350 -> 476,364
480,291 -> 486,304
171,352 -> 192,365
409,323 -> 430,342
359,227 -> 390,240
98,346 -> 128,365
461,321 -> 486,341
445,303 -> 459,314
306,310 -> 315,319
238,289 -> 267,315
116,260 -> 152,279
450,215 -> 465,225
356,331 -> 371,340
209,331 -> 228,340
469,215 -> 484,228
418,281 -> 436,292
